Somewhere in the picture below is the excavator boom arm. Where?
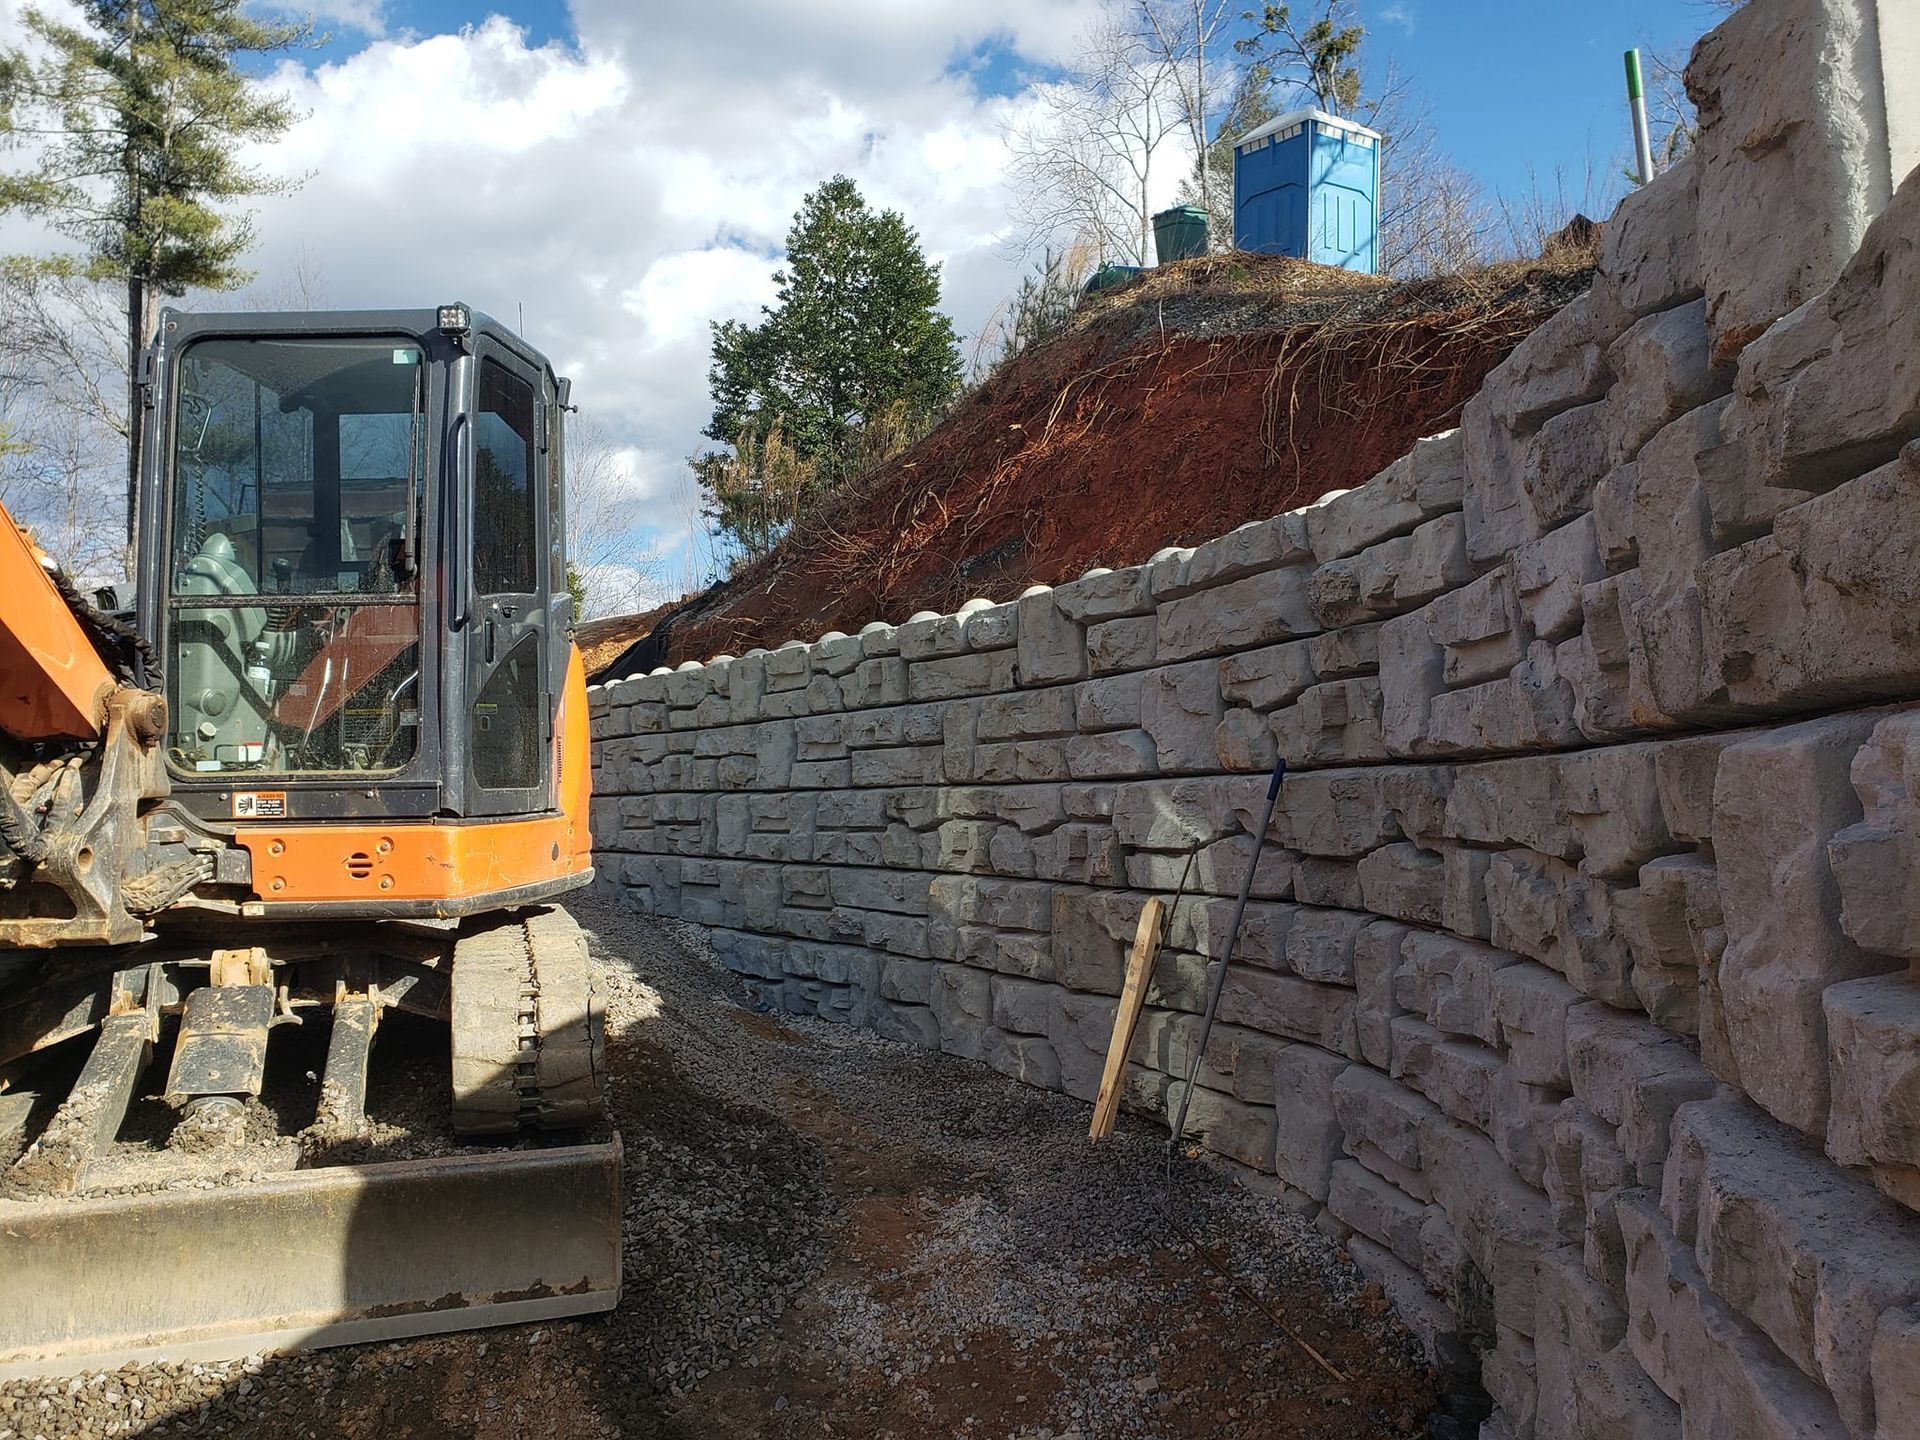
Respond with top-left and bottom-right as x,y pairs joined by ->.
0,505 -> 117,743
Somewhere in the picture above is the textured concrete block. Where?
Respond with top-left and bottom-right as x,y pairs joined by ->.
1016,586 -> 1087,686
1605,300 -> 1731,465
1156,566 -> 1317,662
1216,967 -> 1357,1057
1086,615 -> 1157,674
1597,153 -> 1702,319
1219,637 -> 1316,711
1511,515 -> 1604,645
1353,919 -> 1409,1070
1662,1095 -> 1920,1436
1822,974 -> 1920,1211
1306,455 -> 1428,562
1270,1043 -> 1349,1198
1618,1194 -> 1852,1440
1492,962 -> 1581,1089
1828,708 -> 1920,961
1567,1003 -> 1717,1187
1687,0 -> 1897,361
1141,659 -> 1226,773
1701,450 -> 1920,714
1874,1305 -> 1920,1440
1713,712 -> 1894,1134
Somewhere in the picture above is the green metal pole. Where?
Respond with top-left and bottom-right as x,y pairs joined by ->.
1624,48 -> 1655,183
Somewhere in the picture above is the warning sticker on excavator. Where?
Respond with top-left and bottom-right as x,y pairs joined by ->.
232,791 -> 288,820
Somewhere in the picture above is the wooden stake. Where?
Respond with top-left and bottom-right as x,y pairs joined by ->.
1089,896 -> 1165,1141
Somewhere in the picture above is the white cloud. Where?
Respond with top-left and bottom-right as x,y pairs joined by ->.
5,0 -> 1178,603
1380,4 -> 1417,35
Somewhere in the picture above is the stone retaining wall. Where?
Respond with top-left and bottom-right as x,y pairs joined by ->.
588,5 -> 1920,1437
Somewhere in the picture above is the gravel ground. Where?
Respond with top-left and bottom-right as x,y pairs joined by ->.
0,892 -> 1438,1439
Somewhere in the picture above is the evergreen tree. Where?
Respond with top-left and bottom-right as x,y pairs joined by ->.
0,1 -> 309,546
696,175 -> 960,560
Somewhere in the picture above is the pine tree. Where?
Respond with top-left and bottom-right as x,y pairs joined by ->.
698,175 -> 961,557
0,1 -> 309,548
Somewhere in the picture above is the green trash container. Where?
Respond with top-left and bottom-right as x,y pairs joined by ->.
1153,204 -> 1209,263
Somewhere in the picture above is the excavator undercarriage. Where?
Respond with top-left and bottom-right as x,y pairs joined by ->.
0,304 -> 625,1376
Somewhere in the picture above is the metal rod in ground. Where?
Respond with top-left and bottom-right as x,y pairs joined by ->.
1169,755 -> 1286,1145
1625,48 -> 1655,184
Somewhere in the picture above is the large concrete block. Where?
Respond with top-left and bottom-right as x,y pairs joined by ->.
1269,1042 -> 1349,1198
1052,566 -> 1155,622
1712,712 -> 1896,1134
1356,842 -> 1444,929
1328,1158 -> 1428,1268
1511,515 -> 1604,645
1418,1113 -> 1558,1337
1567,1003 -> 1718,1187
1686,0 -> 1897,361
1486,851 -> 1639,1010
1390,1017 -> 1501,1134
1395,931 -> 1522,1048
1533,1245 -> 1682,1440
1613,853 -> 1722,1036
1605,300 -> 1731,465
1182,513 -> 1316,591
1618,1194 -> 1852,1440
1697,450 -> 1920,719
1822,975 -> 1920,1212
1140,659 -> 1226,773
1379,609 -> 1446,756
1828,707 -> 1920,961
1662,1095 -> 1920,1436
1156,566 -> 1317,662
1306,454 -> 1428,562
1875,1305 -> 1920,1440
1170,1081 -> 1277,1172
1016,586 -> 1087,686
1492,962 -> 1581,1089
1333,1063 -> 1441,1175
1280,905 -> 1369,984
1596,153 -> 1703,319
1218,637 -> 1316,711
1353,919 -> 1409,1070
1738,168 -> 1920,497
1216,965 -> 1358,1057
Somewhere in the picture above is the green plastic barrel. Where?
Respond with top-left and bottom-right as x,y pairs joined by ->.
1153,205 -> 1209,263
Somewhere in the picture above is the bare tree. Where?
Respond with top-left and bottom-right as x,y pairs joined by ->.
0,265 -> 131,580
1495,156 -> 1621,260
1006,13 -> 1180,265
1134,0 -> 1235,225
565,414 -> 668,620
1358,69 -> 1495,275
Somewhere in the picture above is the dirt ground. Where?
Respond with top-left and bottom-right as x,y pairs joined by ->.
0,892 -> 1439,1439
598,253 -> 1590,673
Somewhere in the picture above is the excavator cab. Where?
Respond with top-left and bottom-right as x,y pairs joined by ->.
0,307 -> 619,1374
138,305 -> 591,913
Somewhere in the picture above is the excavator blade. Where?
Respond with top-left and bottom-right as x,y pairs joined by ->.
0,1137 -> 622,1377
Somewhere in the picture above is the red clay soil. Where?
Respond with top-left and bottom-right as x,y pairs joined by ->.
609,254 -> 1591,673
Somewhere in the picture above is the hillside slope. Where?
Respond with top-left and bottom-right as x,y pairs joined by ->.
602,253 -> 1589,675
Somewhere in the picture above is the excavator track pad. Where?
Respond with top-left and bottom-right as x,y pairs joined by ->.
0,908 -> 622,1377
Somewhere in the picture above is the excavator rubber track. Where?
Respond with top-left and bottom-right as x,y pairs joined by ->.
0,906 -> 622,1377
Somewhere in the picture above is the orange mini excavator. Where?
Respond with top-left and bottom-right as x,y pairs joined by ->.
0,305 -> 621,1374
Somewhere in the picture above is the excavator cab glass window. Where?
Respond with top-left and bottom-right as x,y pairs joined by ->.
164,337 -> 428,777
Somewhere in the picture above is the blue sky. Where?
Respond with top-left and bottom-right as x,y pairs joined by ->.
15,0 -> 1733,609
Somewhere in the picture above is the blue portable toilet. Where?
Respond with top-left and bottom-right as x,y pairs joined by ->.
1232,108 -> 1383,273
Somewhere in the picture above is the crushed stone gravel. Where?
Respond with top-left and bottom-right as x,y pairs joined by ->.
0,891 -> 1437,1438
